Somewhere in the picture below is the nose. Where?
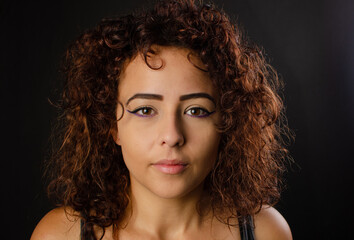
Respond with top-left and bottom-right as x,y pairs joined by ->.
159,112 -> 185,147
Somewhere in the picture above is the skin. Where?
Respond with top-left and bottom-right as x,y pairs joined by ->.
31,46 -> 292,240
114,46 -> 223,239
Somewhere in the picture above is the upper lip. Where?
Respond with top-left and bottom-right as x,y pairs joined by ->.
153,159 -> 188,165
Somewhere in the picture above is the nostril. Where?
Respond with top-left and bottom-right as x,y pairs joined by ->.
161,134 -> 184,147
160,128 -> 185,147
159,114 -> 185,147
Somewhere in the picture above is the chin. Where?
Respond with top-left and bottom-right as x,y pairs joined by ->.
153,178 -> 205,200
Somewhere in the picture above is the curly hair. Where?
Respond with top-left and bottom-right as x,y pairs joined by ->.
46,0 -> 291,238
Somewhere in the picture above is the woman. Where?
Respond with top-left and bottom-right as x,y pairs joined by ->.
31,0 -> 292,239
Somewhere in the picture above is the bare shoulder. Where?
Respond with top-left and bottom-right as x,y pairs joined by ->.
253,205 -> 292,240
30,207 -> 81,240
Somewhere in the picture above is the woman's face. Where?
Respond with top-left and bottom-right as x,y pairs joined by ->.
115,46 -> 220,199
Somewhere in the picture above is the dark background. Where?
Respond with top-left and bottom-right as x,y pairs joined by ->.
1,0 -> 353,239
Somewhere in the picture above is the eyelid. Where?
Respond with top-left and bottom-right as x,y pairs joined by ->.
184,106 -> 215,118
127,106 -> 157,117
127,105 -> 215,118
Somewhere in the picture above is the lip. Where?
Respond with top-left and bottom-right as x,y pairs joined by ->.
152,159 -> 188,174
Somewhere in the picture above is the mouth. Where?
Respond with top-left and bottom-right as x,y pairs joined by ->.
152,159 -> 188,175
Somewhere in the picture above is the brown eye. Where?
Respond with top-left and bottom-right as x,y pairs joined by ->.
185,107 -> 213,118
128,107 -> 156,117
190,108 -> 202,115
141,108 -> 152,115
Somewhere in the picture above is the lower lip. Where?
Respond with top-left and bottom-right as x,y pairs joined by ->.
153,164 -> 187,174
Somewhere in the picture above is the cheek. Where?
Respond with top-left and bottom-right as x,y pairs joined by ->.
117,120 -> 156,164
186,122 -> 220,165
202,132 -> 220,165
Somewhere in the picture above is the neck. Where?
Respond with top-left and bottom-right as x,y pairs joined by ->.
121,179 -> 211,239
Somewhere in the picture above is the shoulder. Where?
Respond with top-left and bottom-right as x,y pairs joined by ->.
253,205 -> 292,240
30,207 -> 81,240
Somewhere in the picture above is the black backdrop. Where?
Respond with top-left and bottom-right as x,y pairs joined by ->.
1,0 -> 353,239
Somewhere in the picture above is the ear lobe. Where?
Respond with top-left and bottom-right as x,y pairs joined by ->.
114,133 -> 121,146
110,127 -> 121,146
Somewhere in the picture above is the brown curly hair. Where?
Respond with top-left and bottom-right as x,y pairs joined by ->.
46,0 -> 291,238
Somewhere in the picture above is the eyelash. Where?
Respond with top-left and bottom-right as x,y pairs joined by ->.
127,106 -> 215,118
127,106 -> 157,117
184,107 -> 215,118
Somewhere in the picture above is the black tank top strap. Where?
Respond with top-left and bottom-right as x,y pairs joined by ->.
239,215 -> 256,240
80,218 -> 85,240
80,212 -> 95,240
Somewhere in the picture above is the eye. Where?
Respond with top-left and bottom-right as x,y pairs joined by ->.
184,107 -> 214,118
127,106 -> 156,117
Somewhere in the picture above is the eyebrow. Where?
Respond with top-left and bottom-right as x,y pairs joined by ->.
179,93 -> 216,105
126,93 -> 163,105
126,92 -> 216,105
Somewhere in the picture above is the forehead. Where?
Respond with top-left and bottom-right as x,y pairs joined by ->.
118,46 -> 216,98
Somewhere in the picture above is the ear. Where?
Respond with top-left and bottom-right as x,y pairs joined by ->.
110,126 -> 121,146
